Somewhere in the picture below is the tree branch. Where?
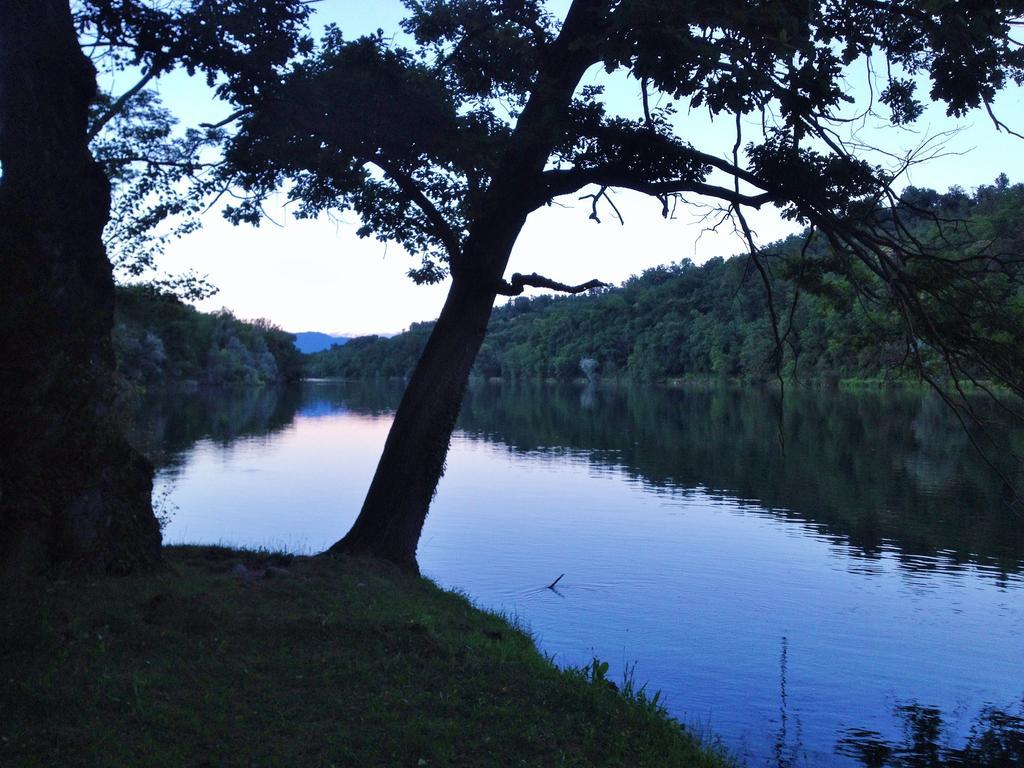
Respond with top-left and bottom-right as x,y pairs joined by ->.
86,58 -> 165,143
369,157 -> 463,259
496,272 -> 607,296
539,166 -> 776,211
200,107 -> 252,130
579,186 -> 625,224
641,77 -> 653,130
681,145 -> 776,190
984,101 -> 1024,140
101,155 -> 219,170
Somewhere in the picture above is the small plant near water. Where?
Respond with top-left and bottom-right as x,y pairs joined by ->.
588,657 -> 612,686
579,657 -> 670,720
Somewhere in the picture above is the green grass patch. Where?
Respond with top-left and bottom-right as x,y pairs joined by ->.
1,547 -> 732,767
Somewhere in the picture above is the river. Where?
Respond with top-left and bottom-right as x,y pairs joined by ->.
131,380 -> 1024,766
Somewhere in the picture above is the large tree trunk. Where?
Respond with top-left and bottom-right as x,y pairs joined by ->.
329,275 -> 499,572
0,1 -> 161,578
331,1 -> 602,571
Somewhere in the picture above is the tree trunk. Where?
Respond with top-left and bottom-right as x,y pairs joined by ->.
329,275 -> 499,572
330,2 -> 602,571
0,0 -> 162,578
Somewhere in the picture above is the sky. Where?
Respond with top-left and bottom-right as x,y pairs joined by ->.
128,0 -> 1024,337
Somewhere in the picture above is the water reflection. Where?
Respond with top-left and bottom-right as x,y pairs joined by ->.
127,385 -> 301,474
458,382 -> 1024,577
132,380 -> 1024,576
838,700 -> 1024,767
773,636 -> 805,768
301,380 -> 1024,576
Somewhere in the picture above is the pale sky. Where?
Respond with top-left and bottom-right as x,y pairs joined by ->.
137,1 -> 1024,336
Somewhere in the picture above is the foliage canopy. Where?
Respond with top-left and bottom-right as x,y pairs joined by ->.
74,0 -> 314,296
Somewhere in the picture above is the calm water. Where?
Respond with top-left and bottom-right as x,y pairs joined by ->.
132,381 -> 1024,766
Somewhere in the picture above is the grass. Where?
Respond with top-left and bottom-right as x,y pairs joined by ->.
1,546 -> 732,767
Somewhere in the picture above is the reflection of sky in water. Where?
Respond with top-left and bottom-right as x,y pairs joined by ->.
156,391 -> 1024,768
160,413 -> 385,553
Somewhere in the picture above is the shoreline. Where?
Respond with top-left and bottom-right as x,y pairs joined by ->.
1,546 -> 733,767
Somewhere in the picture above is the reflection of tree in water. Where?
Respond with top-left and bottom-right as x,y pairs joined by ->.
126,385 -> 303,472
130,379 -> 1024,576
773,636 -> 805,768
579,381 -> 598,411
837,700 -> 1024,767
128,380 -> 405,475
451,382 -> 1024,576
905,395 -> 969,495
297,379 -> 405,418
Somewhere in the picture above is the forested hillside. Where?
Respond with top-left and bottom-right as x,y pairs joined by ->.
307,181 -> 1024,384
114,286 -> 304,389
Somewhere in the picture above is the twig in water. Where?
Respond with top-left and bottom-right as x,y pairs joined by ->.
547,573 -> 565,590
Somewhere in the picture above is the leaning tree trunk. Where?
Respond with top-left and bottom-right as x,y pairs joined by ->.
330,0 -> 601,571
329,275 -> 499,572
0,0 -> 161,578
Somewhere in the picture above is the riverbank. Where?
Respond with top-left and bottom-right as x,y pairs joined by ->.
1,546 -> 731,767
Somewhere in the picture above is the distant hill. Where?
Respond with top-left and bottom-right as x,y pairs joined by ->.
303,181 -> 1024,384
293,332 -> 350,355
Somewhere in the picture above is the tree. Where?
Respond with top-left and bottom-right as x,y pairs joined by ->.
218,0 -> 1023,571
0,0 -> 311,577
76,0 -> 315,299
89,86 -> 221,300
0,0 -> 160,577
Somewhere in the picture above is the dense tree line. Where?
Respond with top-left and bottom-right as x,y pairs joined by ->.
306,326 -> 436,381
114,286 -> 303,390
307,181 -> 1024,385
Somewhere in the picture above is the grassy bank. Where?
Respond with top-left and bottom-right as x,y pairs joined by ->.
1,547 -> 731,767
